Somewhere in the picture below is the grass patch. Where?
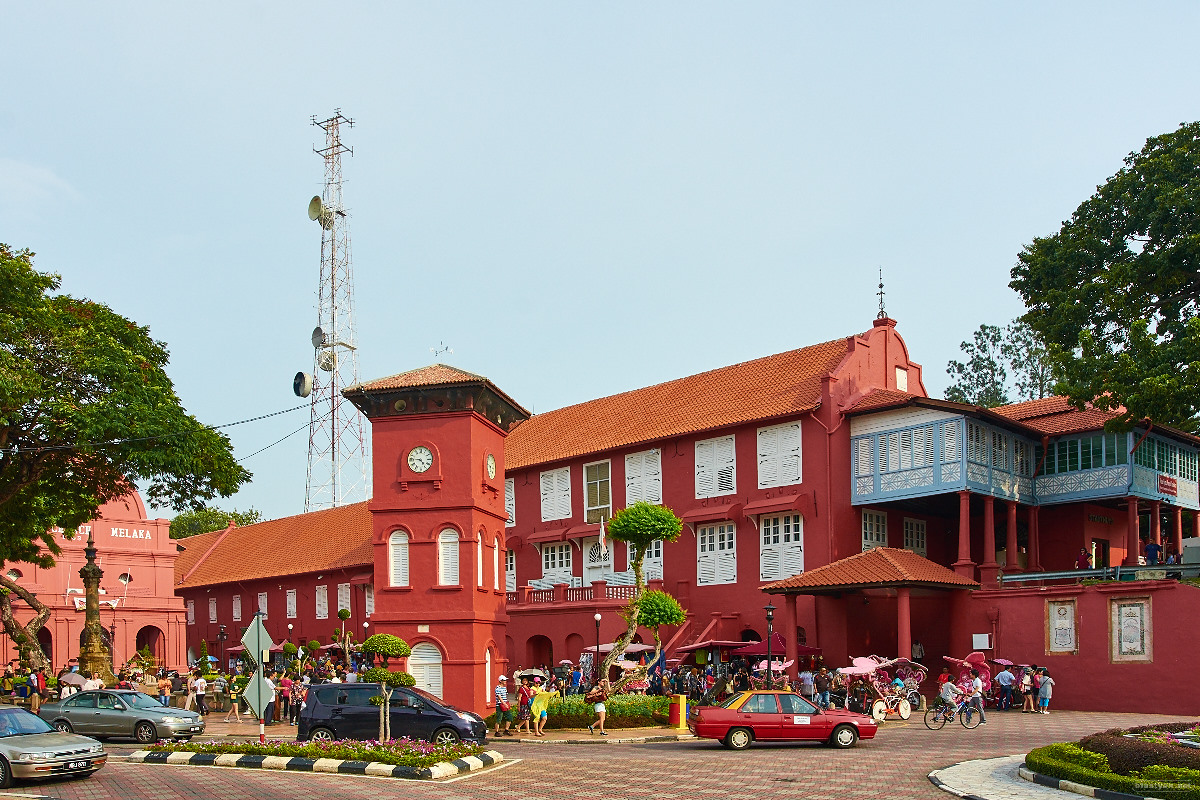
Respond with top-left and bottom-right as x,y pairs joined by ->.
146,737 -> 484,768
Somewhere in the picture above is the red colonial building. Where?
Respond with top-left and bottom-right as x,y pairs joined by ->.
1,491 -> 187,672
176,317 -> 1200,716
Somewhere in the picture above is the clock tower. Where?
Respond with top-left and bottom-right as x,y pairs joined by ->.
344,365 -> 529,714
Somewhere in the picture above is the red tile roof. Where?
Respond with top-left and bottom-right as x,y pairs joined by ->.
175,502 -> 373,589
760,547 -> 979,594
506,337 -> 853,469
843,389 -> 922,414
349,364 -> 488,392
991,396 -> 1122,437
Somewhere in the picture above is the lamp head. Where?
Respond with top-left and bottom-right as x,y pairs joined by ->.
593,613 -> 602,623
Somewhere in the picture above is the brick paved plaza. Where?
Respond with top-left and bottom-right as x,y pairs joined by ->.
7,710 -> 1191,800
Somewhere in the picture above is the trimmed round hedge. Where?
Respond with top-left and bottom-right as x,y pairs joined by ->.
484,694 -> 669,729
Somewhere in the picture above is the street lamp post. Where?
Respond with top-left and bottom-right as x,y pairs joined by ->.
764,603 -> 776,689
593,613 -> 602,685
361,622 -> 369,670
217,625 -> 228,670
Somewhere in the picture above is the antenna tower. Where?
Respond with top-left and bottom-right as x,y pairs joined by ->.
303,110 -> 369,511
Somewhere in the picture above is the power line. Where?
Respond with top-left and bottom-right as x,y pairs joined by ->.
237,408 -> 333,463
1,403 -> 312,456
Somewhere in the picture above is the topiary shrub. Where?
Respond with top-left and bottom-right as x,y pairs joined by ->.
483,693 -> 669,729
1079,726 -> 1200,774
1138,765 -> 1200,786
1026,744 -> 1200,800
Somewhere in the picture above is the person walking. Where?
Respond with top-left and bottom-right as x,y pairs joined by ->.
814,667 -> 833,709
1020,667 -> 1035,712
515,676 -> 534,736
1037,668 -> 1056,714
29,668 -> 45,714
531,677 -> 551,736
289,680 -> 305,726
587,679 -> 610,736
994,666 -> 1015,710
262,672 -> 277,725
569,664 -> 583,696
156,672 -> 172,706
183,671 -> 197,711
223,679 -> 243,723
798,666 -> 815,701
194,670 -> 209,716
968,669 -> 987,724
493,675 -> 513,737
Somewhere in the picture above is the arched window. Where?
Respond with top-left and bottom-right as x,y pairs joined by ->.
485,648 -> 493,698
410,642 -> 444,698
493,537 -> 501,591
438,530 -> 460,585
389,531 -> 409,586
477,536 -> 484,588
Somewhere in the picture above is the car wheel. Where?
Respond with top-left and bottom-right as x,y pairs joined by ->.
432,727 -> 461,745
724,727 -> 752,750
830,724 -> 859,748
897,699 -> 912,720
135,722 -> 158,744
0,755 -> 11,789
308,727 -> 336,742
55,720 -> 74,733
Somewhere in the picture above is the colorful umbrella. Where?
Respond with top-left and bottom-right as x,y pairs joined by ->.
992,658 -> 1015,666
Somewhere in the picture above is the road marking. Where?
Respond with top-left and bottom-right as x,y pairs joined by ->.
0,792 -> 52,799
441,757 -> 523,783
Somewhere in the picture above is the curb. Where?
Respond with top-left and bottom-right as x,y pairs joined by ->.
499,733 -> 695,745
927,770 -> 990,800
124,748 -> 504,780
1018,764 -> 1156,800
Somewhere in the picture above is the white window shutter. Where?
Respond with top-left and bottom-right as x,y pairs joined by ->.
258,592 -> 268,619
477,538 -> 484,587
337,583 -> 350,612
644,449 -> 662,504
780,423 -> 802,484
285,590 -> 296,619
697,553 -> 716,585
625,452 -> 644,504
759,546 -> 780,581
540,468 -> 571,522
716,436 -> 736,494
187,600 -> 195,625
557,468 -> 572,520
855,438 -> 873,477
505,478 -> 515,526
695,440 -> 715,497
439,531 -> 460,585
209,597 -> 218,623
717,549 -> 737,584
506,549 -> 516,592
540,471 -> 555,521
782,517 -> 804,577
364,584 -> 374,617
390,532 -> 409,587
232,595 -> 242,622
757,427 -> 780,489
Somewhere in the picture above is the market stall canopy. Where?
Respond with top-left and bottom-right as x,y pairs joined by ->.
675,639 -> 749,653
731,633 -> 821,657
581,643 -> 656,654
760,547 -> 980,595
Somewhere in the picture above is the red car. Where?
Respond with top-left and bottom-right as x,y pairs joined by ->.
688,690 -> 878,749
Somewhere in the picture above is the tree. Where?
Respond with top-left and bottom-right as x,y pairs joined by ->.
597,503 -> 684,689
360,634 -> 414,741
0,245 -> 250,669
170,506 -> 262,539
945,321 -> 1058,408
1010,121 -> 1200,432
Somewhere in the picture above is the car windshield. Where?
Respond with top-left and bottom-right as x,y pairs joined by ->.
0,708 -> 54,737
125,692 -> 169,710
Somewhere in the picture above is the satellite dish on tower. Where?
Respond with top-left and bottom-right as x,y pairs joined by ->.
307,196 -> 324,221
318,351 -> 337,372
293,372 -> 314,398
311,327 -> 326,349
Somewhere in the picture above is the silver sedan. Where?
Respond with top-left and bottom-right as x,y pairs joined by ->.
0,706 -> 106,788
38,690 -> 204,743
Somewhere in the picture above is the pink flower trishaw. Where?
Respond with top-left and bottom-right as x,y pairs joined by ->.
837,655 -> 927,722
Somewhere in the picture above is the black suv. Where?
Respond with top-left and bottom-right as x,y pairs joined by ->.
296,683 -> 486,745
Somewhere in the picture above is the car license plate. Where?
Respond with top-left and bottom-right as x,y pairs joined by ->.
190,726 -> 200,731
66,760 -> 89,770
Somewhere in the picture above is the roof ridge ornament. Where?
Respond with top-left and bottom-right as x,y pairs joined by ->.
876,267 -> 887,320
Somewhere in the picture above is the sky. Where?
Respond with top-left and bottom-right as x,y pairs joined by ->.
4,3 -> 1198,523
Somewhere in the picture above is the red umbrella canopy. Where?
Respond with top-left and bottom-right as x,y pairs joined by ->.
731,633 -> 821,657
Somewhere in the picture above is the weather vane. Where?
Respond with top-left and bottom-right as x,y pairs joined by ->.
876,267 -> 887,319
431,341 -> 454,360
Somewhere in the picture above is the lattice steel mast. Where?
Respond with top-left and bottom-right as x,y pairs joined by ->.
304,110 -> 368,511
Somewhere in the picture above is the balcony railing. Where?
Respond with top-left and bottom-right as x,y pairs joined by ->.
999,564 -> 1200,585
505,579 -> 665,607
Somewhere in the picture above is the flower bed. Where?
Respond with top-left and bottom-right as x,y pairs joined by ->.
484,694 -> 670,729
1026,722 -> 1200,800
146,737 -> 484,768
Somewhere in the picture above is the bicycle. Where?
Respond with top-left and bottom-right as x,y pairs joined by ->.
923,698 -> 981,730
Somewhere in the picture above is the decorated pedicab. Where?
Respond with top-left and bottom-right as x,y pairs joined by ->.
836,655 -> 927,722
943,651 -> 992,703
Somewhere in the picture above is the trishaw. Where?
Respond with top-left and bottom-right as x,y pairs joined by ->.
837,655 -> 927,722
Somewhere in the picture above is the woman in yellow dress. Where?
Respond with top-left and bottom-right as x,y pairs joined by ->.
530,677 -> 554,736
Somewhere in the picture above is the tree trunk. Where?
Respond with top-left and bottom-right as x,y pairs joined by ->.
0,574 -> 51,671
599,549 -> 651,692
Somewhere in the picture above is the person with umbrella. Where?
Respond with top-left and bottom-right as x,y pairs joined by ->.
58,668 -> 85,699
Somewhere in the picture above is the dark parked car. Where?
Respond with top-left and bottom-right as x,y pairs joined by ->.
38,690 -> 203,744
297,683 -> 486,745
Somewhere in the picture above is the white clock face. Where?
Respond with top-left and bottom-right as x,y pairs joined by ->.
407,446 -> 433,474
486,454 -> 497,480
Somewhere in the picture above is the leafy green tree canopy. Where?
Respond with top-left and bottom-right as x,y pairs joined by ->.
633,590 -> 686,630
945,321 -> 1057,408
1010,121 -> 1200,431
361,633 -> 412,662
0,245 -> 250,567
169,506 -> 262,539
605,502 -> 683,559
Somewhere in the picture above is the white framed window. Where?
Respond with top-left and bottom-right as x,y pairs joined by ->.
903,517 -> 927,556
541,543 -> 572,581
506,548 -> 516,592
584,460 -> 612,524
257,591 -> 268,619
632,539 -> 664,580
505,478 -> 516,527
862,510 -> 888,552
337,582 -> 350,614
625,449 -> 662,505
493,538 -> 501,591
477,537 -> 484,588
364,584 -> 374,617
186,599 -> 195,625
895,366 -> 908,392
757,422 -> 802,489
695,435 -> 736,498
208,597 -> 218,624
231,594 -> 242,622
540,467 -> 572,522
315,585 -> 329,619
759,514 -> 804,581
439,529 -> 460,585
389,531 -> 409,587
697,521 -> 737,585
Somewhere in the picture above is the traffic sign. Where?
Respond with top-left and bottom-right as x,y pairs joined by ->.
240,614 -> 275,670
240,614 -> 276,722
241,672 -> 273,720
